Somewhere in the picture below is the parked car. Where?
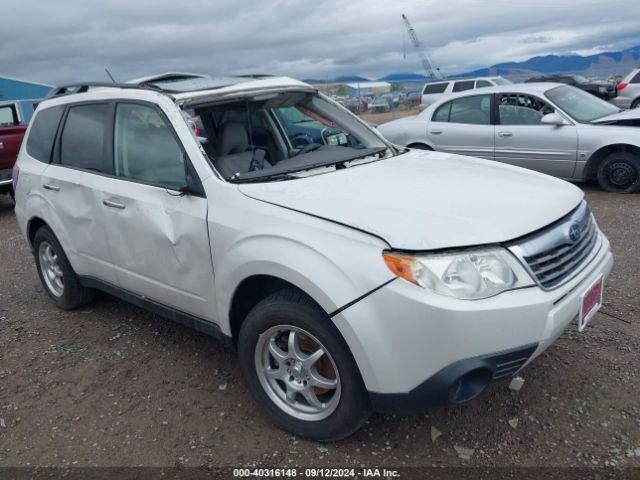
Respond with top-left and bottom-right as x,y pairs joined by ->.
613,67 -> 640,109
14,75 -> 612,440
525,74 -> 616,100
0,99 -> 40,200
420,77 -> 511,110
368,96 -> 391,113
378,83 -> 640,193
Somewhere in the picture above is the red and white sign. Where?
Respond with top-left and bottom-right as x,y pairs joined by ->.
579,274 -> 603,332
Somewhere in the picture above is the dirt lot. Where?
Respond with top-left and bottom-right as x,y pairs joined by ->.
0,185 -> 639,469
359,106 -> 420,125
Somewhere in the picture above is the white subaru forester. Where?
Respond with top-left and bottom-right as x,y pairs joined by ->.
13,73 -> 613,440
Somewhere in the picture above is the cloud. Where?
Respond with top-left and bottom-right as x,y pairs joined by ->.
1,0 -> 639,84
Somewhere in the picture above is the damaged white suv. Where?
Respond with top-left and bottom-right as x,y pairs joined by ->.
14,73 -> 613,440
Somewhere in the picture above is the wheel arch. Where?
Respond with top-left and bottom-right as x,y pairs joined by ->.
27,216 -> 50,248
584,143 -> 640,180
407,142 -> 434,150
228,274 -> 325,346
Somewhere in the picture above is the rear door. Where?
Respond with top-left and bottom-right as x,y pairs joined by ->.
494,92 -> 577,178
426,94 -> 494,160
98,101 -> 215,320
42,102 -> 118,284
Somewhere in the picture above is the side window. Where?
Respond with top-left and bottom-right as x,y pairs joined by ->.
114,103 -> 186,190
498,94 -> 555,125
423,82 -> 448,94
448,95 -> 491,125
26,105 -> 65,163
452,80 -> 475,92
432,102 -> 451,122
630,71 -> 640,84
475,80 -> 492,88
0,105 -> 17,126
60,103 -> 109,172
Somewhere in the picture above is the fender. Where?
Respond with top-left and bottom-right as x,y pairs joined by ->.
213,232 -> 393,336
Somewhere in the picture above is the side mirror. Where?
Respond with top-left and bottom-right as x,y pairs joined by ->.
541,112 -> 567,126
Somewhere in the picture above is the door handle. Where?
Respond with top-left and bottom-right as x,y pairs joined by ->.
102,199 -> 125,210
43,184 -> 60,191
498,131 -> 513,137
0,142 -> 4,149
429,129 -> 443,135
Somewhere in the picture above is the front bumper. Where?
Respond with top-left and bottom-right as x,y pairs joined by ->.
332,234 -> 613,410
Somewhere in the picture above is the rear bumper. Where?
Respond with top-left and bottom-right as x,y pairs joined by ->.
612,96 -> 632,109
0,167 -> 12,187
369,343 -> 537,413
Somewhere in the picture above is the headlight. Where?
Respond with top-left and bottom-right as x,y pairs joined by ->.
383,247 -> 534,300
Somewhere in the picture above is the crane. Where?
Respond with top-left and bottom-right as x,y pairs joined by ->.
401,14 -> 445,80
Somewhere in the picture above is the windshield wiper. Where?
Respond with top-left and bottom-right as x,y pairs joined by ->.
232,172 -> 296,184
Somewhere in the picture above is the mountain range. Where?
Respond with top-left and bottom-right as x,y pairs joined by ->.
304,45 -> 640,84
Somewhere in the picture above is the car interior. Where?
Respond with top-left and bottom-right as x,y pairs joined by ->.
187,93 -> 366,180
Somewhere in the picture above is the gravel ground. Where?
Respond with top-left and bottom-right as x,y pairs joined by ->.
0,185 -> 638,469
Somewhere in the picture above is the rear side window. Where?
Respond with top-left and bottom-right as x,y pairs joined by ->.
26,105 -> 64,163
433,102 -> 451,122
436,95 -> 491,125
475,80 -> 492,88
60,103 -> 110,172
452,80 -> 475,92
423,82 -> 448,94
630,71 -> 640,84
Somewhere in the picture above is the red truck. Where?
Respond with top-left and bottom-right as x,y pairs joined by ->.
0,100 -> 38,201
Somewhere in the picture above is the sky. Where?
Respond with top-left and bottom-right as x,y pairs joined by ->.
1,0 -> 639,85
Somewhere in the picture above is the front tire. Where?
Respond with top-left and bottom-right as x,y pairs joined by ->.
33,227 -> 95,310
596,152 -> 640,193
238,289 -> 371,441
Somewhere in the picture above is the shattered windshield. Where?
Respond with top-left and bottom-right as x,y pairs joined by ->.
184,91 -> 394,182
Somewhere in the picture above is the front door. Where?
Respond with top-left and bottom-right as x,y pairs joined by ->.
426,94 -> 494,160
494,93 -> 578,178
100,102 -> 215,320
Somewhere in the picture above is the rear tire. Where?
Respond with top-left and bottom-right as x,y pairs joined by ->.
33,227 -> 95,310
631,98 -> 640,109
596,152 -> 640,193
238,289 -> 371,441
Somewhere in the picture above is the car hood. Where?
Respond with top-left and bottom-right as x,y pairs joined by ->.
592,108 -> 640,124
239,151 -> 583,250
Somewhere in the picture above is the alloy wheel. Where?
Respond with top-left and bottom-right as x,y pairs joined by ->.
39,241 -> 64,297
255,325 -> 341,421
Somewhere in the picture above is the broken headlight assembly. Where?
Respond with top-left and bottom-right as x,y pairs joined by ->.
383,247 -> 534,300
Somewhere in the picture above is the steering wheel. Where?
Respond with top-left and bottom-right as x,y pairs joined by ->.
295,143 -> 322,156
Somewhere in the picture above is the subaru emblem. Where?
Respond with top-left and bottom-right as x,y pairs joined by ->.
568,223 -> 581,242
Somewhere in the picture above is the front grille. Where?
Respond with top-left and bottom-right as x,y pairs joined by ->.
509,202 -> 601,290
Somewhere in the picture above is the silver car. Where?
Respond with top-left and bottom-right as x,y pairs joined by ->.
613,68 -> 640,110
378,83 -> 640,193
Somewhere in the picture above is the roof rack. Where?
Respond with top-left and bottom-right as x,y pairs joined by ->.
45,82 -> 165,99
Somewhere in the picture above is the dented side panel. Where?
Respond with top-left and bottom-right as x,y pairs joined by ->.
39,164 -> 118,285
98,176 -> 216,321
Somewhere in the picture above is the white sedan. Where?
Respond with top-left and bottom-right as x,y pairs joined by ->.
377,83 -> 640,193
